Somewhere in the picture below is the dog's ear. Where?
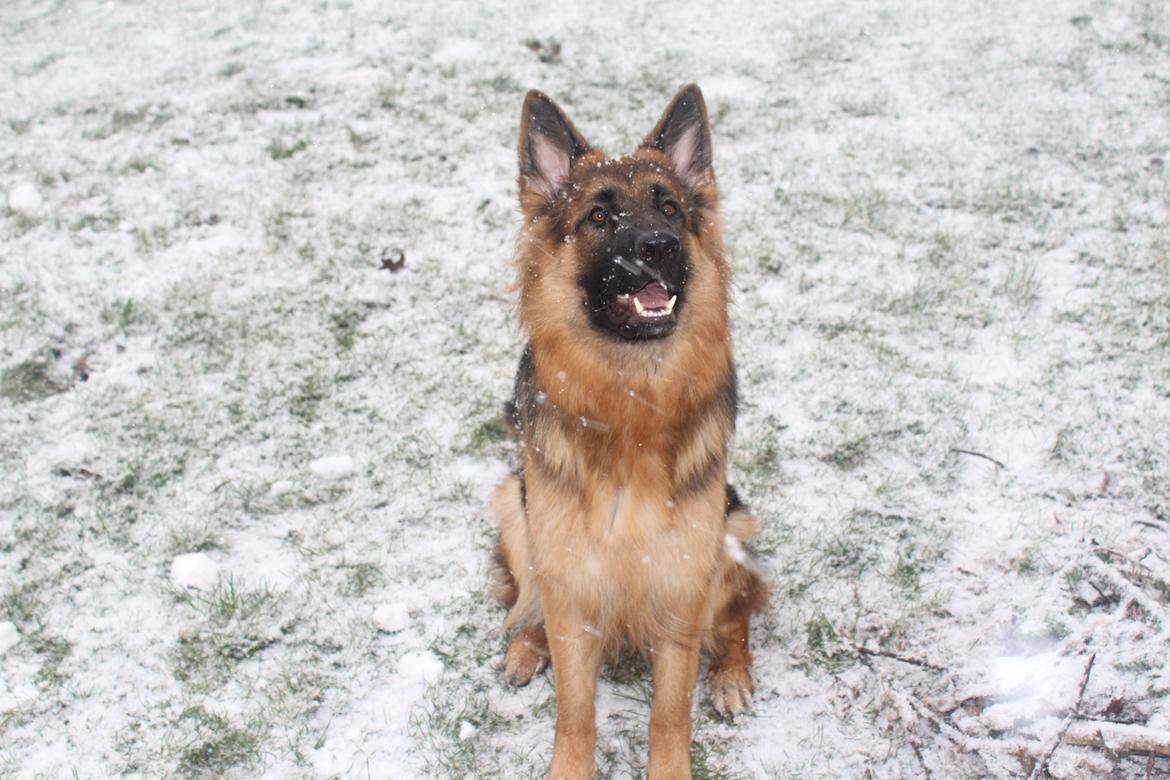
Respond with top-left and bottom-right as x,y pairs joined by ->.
519,90 -> 590,201
643,84 -> 712,189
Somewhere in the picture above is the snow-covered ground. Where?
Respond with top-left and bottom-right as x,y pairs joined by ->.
2,1 -> 1169,777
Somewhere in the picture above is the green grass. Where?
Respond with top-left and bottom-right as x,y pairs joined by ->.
802,613 -> 854,673
0,355 -> 64,403
174,706 -> 263,779
268,138 -> 308,160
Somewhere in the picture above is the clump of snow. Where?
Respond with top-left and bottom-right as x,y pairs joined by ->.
169,553 -> 220,591
309,454 -> 356,480
7,181 -> 43,214
0,621 -> 20,655
458,720 -> 478,740
268,479 -> 295,497
980,651 -> 1081,732
397,651 -> 444,683
432,39 -> 481,66
373,603 -> 409,634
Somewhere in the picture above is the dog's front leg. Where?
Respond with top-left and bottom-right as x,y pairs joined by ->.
543,590 -> 603,780
646,630 -> 702,779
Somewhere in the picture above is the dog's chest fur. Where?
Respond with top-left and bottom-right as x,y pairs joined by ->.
515,348 -> 731,641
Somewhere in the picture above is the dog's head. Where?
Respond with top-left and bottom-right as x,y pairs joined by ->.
514,85 -> 728,350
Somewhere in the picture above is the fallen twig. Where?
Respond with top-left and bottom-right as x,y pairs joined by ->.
1086,556 -> 1167,618
856,644 -> 946,672
951,448 -> 1008,470
1029,653 -> 1095,780
1064,720 -> 1170,759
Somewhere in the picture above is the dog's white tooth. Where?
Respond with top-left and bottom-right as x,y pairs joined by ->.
633,297 -> 645,315
666,295 -> 677,313
618,294 -> 629,300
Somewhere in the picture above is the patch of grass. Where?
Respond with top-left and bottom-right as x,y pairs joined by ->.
802,613 -> 854,673
194,577 -> 275,625
475,73 -> 521,94
603,654 -> 650,687
174,706 -> 262,779
328,308 -> 365,351
409,682 -> 527,778
338,561 -> 383,597
975,180 -> 1048,222
377,82 -> 404,110
122,156 -> 155,174
70,211 -> 121,234
31,635 -> 72,688
466,413 -> 510,455
995,261 -> 1041,310
290,373 -> 329,421
891,554 -> 922,592
926,229 -> 962,266
102,298 -> 156,334
838,90 -> 890,118
878,275 -> 949,316
1014,548 -> 1040,575
821,434 -> 871,470
268,138 -> 307,160
1,584 -> 40,626
523,37 -> 562,64
691,739 -> 746,780
172,631 -> 276,685
0,355 -> 64,403
841,188 -> 889,233
132,223 -> 175,255
85,105 -> 164,140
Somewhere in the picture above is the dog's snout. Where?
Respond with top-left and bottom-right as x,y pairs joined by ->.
634,232 -> 680,265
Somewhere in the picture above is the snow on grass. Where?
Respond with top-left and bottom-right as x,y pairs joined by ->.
2,0 -> 1169,777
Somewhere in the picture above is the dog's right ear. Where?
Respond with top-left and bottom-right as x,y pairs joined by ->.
519,90 -> 590,201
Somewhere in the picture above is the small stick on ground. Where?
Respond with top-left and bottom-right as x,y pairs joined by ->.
856,644 -> 946,673
951,448 -> 1008,470
1029,652 -> 1096,780
1064,720 -> 1170,759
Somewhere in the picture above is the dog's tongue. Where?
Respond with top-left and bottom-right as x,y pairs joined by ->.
633,282 -> 669,309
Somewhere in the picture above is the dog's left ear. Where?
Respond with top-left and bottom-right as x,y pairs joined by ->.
643,84 -> 713,189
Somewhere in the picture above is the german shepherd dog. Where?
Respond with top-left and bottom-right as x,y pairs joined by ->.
491,84 -> 767,779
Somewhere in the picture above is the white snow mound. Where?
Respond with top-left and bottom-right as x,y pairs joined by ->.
0,622 -> 20,655
309,454 -> 356,480
170,552 -> 221,591
373,603 -> 408,634
7,181 -> 43,214
397,650 -> 443,683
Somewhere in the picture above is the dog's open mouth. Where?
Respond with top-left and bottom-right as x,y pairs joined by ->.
605,281 -> 680,339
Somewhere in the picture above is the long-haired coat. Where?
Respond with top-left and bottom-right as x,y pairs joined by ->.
491,84 -> 767,780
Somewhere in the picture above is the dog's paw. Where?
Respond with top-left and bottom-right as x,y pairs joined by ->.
707,664 -> 753,717
503,635 -> 549,686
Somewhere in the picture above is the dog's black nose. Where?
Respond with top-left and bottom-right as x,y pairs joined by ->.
635,232 -> 680,265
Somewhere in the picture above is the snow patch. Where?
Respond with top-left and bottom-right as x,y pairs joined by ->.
268,479 -> 295,497
309,454 -> 356,480
397,650 -> 443,683
432,39 -> 481,66
0,622 -> 20,655
169,553 -> 221,591
373,603 -> 408,634
7,181 -> 44,214
978,651 -> 1083,732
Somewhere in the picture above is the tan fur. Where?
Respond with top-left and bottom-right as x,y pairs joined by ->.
492,85 -> 767,779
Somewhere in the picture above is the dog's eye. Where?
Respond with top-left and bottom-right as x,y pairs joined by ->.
661,201 -> 678,217
589,207 -> 607,225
